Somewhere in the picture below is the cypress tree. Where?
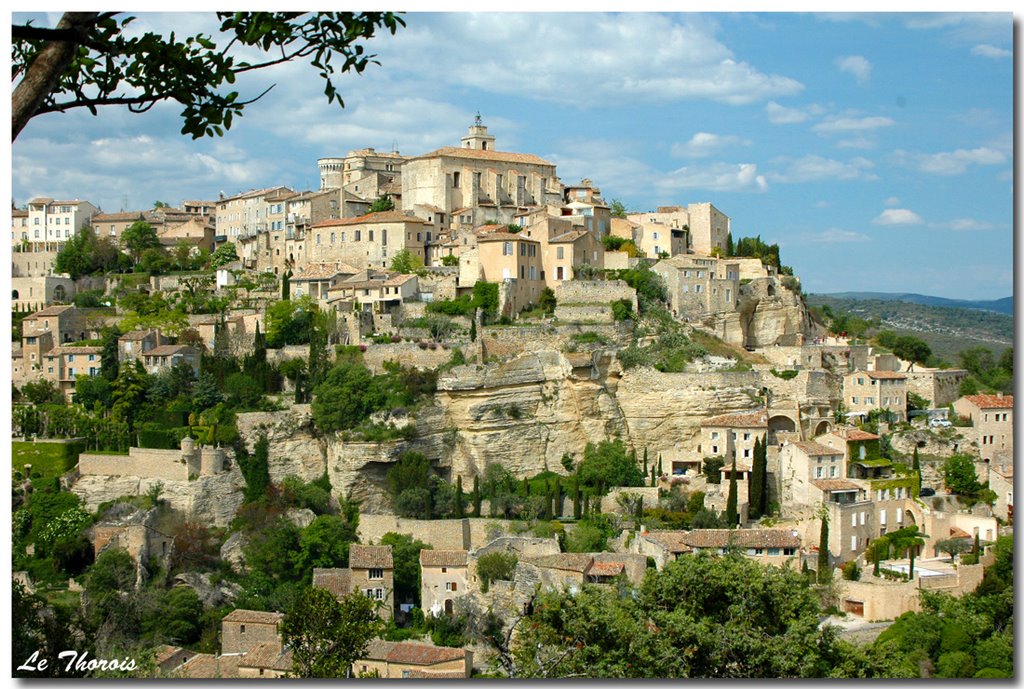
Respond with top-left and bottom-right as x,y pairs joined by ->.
573,482 -> 581,519
650,465 -> 656,487
749,437 -> 764,520
725,457 -> 738,527
634,496 -> 644,528
643,447 -> 649,474
521,477 -> 530,498
974,532 -> 981,555
281,270 -> 291,300
658,454 -> 663,477
818,512 -> 831,583
472,475 -> 481,516
553,478 -> 561,518
912,447 -> 921,495
454,475 -> 465,518
583,493 -> 590,518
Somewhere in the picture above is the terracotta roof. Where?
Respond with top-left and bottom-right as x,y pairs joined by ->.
313,211 -> 426,228
701,409 -> 768,428
93,211 -> 149,222
412,146 -> 554,167
588,561 -> 625,577
119,329 -> 155,341
364,640 -> 469,666
827,427 -> 880,441
419,549 -> 468,568
962,394 -> 1013,409
174,653 -> 241,679
312,568 -> 351,598
239,643 -> 293,671
222,609 -> 284,625
24,305 -> 73,318
992,464 -> 1013,479
527,553 -> 593,573
683,528 -> 801,550
145,344 -> 197,357
474,224 -> 507,235
477,232 -> 538,243
720,461 -> 753,473
350,544 -> 393,569
12,209 -> 27,217
811,479 -> 862,492
949,526 -> 972,539
153,645 -> 184,666
549,229 -> 588,244
864,371 -> 907,380
292,263 -> 357,281
48,345 -> 103,355
792,441 -> 841,456
644,530 -> 694,554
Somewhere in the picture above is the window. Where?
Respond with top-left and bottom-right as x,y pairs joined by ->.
355,230 -> 361,241
815,467 -> 823,478
711,431 -> 719,440
452,171 -> 461,188
830,466 -> 837,477
851,536 -> 858,551
852,513 -> 857,527
743,448 -> 751,458
382,229 -> 387,246
369,568 -> 383,580
880,509 -> 886,525
240,625 -> 246,634
330,232 -> 336,244
711,445 -> 719,455
503,241 -> 513,256
743,433 -> 751,441
369,230 -> 374,241
529,266 -> 536,280
767,548 -> 781,556
860,511 -> 866,525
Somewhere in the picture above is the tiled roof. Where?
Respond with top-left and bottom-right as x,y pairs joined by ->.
683,528 -> 801,549
962,394 -> 1013,409
312,211 -> 426,228
949,526 -> 972,540
701,409 -> 768,428
827,427 -> 880,441
527,553 -> 593,573
239,643 -> 293,671
145,344 -> 196,357
419,549 -> 469,568
293,263 -> 354,281
992,464 -> 1013,479
588,561 -> 625,577
312,568 -> 351,598
349,544 -> 393,569
119,329 -> 154,340
407,669 -> 468,679
477,232 -> 538,243
24,305 -> 73,318
474,224 -> 507,235
792,441 -> 841,456
48,345 -> 103,355
174,653 -> 241,679
864,371 -> 907,380
93,211 -> 149,222
364,640 -> 469,666
222,609 -> 284,625
644,531 -> 694,554
154,645 -> 184,666
549,229 -> 588,244
811,479 -> 862,492
412,146 -> 554,167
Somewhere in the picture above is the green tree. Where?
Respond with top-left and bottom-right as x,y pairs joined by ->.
13,12 -> 406,141
538,287 -> 556,315
389,248 -> 423,274
110,359 -> 150,430
21,378 -> 63,405
577,438 -> 645,491
210,242 -> 239,268
380,532 -> 430,608
867,536 -> 890,576
311,361 -> 381,433
191,371 -> 223,411
386,451 -> 432,502
121,220 -> 161,264
943,454 -> 980,495
297,515 -> 357,575
817,508 -> 830,583
472,475 -> 482,516
887,525 -> 926,579
476,551 -> 517,593
892,335 -> 932,366
283,586 -> 384,678
239,433 -> 271,502
368,194 -> 395,213
912,447 -> 922,495
609,199 -> 628,219
748,436 -> 765,519
725,457 -> 738,527
454,475 -> 465,518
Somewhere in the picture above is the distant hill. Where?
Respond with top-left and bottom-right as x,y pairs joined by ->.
806,294 -> 1013,365
821,292 -> 1013,316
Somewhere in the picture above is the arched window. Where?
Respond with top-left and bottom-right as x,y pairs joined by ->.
53,285 -> 67,302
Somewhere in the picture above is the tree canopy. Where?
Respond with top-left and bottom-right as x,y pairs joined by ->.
12,12 -> 405,140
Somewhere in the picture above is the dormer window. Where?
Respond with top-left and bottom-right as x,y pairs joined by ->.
369,568 -> 383,580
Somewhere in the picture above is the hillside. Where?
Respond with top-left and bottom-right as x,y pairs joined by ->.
822,292 -> 1013,316
806,294 -> 1012,364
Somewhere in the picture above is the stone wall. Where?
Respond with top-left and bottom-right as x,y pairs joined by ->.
554,279 -> 637,308
356,515 -> 527,550
600,487 -> 660,513
362,342 -> 456,373
905,369 -> 968,408
78,443 -> 225,481
838,561 -> 985,622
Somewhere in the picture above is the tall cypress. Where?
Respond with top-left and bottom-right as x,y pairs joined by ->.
643,447 -> 649,475
818,511 -> 831,583
553,478 -> 561,519
472,475 -> 481,516
749,437 -> 764,520
281,270 -> 291,301
912,447 -> 921,495
573,482 -> 581,519
658,454 -> 663,477
725,457 -> 739,527
454,475 -> 465,518
650,465 -> 656,487
521,477 -> 530,498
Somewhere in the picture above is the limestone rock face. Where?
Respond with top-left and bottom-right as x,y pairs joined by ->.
71,470 -> 246,528
890,428 -> 969,459
237,406 -> 328,483
710,278 -> 818,348
285,507 -> 317,529
173,571 -> 243,608
220,531 -> 249,571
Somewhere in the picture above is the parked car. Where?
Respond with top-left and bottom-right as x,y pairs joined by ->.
929,419 -> 952,428
920,487 -> 936,497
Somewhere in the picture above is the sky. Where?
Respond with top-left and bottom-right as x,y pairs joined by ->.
7,11 -> 1017,300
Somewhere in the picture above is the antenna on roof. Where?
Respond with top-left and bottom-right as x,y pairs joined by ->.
474,111 -> 482,126
392,140 -> 398,154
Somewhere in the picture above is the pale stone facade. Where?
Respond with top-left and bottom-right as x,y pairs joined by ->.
354,640 -> 472,679
19,197 -> 100,248
952,394 -> 1013,464
221,610 -> 284,655
698,409 -> 768,465
216,186 -> 295,240
475,232 -> 544,315
843,370 -> 907,422
652,254 -> 740,320
307,211 -> 428,271
419,549 -> 469,617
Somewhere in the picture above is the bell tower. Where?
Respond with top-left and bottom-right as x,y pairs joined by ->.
460,112 -> 496,151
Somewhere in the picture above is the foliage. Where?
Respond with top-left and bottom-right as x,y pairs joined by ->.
210,242 -> 239,268
609,199 -> 628,218
538,287 -> 557,315
611,298 -> 633,321
576,439 -> 645,491
440,254 -> 459,266
725,457 -> 738,527
239,433 -> 271,503
266,296 -> 318,348
616,263 -> 667,311
121,221 -> 161,264
476,551 -> 518,593
702,456 -> 725,484
13,12 -> 406,140
731,235 -> 788,274
369,194 -> 396,213
426,612 -> 466,647
311,358 -> 435,434
21,378 -> 64,405
618,329 -> 707,372
942,454 -> 980,496
297,515 -> 358,574
381,532 -> 431,607
389,248 -> 423,274
283,586 -> 385,678
54,226 -> 128,278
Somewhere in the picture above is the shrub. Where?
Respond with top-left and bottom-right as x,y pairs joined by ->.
476,551 -> 518,593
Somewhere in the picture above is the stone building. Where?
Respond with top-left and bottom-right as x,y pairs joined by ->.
419,549 -> 469,617
842,370 -> 908,422
141,344 -> 201,377
627,202 -> 729,257
41,344 -> 103,398
220,609 -> 284,655
354,640 -> 472,679
638,528 -> 801,570
988,464 -> 1012,523
652,254 -> 740,321
306,211 -> 429,271
216,186 -> 295,241
475,231 -> 544,316
312,544 -> 395,621
19,197 -> 100,248
952,393 -> 1013,464
698,409 -> 768,466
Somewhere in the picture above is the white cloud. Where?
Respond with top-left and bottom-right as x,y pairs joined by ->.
670,132 -> 750,158
971,44 -> 1012,59
945,218 -> 995,231
764,101 -> 823,124
836,137 -> 877,150
377,14 -> 804,107
813,115 -> 896,134
807,228 -> 871,243
658,162 -> 768,194
873,208 -> 923,225
836,55 -> 872,85
767,155 -> 876,183
883,196 -> 901,207
547,139 -> 659,201
891,146 -> 1006,175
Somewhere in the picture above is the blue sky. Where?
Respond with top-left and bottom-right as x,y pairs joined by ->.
8,12 -> 1015,300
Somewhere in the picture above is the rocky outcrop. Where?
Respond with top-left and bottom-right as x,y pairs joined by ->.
173,571 -> 243,608
708,278 -> 819,349
220,531 -> 248,571
237,406 -> 327,483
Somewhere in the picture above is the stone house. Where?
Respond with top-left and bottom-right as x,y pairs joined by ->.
627,202 -> 729,257
328,271 -> 419,315
313,544 -> 395,621
475,231 -> 544,316
319,147 -> 406,203
307,211 -> 429,272
698,409 -> 768,465
11,274 -> 77,312
153,645 -> 194,674
236,643 -> 293,678
20,305 -> 92,372
842,370 -> 908,422
216,186 -> 295,241
903,367 -> 968,409
354,640 -> 472,679
171,653 -> 242,679
638,528 -> 801,570
118,329 -> 169,363
157,217 -> 215,252
652,254 -> 740,321
952,394 -> 1013,464
777,440 -> 847,507
419,549 -> 469,617
41,344 -> 103,398
220,609 -> 284,655
141,344 -> 201,377
290,262 -> 360,303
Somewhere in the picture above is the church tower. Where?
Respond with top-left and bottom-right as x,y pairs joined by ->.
460,113 -> 496,151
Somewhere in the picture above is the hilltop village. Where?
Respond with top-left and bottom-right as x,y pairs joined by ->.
12,119 -> 1013,678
